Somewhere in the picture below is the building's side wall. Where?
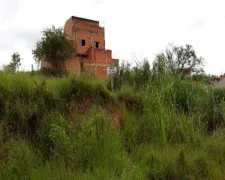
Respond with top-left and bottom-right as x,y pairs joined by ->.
74,17 -> 99,27
74,31 -> 105,55
112,59 -> 119,65
74,23 -> 105,55
94,49 -> 106,64
64,18 -> 76,41
82,63 -> 108,79
64,57 -> 81,73
214,78 -> 225,88
96,66 -> 108,78
75,22 -> 104,34
40,59 -> 52,68
84,48 -> 117,79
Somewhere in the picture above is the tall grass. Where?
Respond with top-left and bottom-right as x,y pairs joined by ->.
1,63 -> 225,179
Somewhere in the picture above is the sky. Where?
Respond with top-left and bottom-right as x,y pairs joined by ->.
0,0 -> 225,74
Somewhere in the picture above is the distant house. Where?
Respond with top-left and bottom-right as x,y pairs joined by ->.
213,74 -> 225,88
41,16 -> 118,79
178,68 -> 191,78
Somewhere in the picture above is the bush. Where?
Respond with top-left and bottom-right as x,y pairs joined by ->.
1,140 -> 42,180
39,67 -> 69,77
1,65 -> 225,179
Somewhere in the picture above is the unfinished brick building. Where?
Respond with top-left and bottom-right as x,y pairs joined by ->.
41,16 -> 118,79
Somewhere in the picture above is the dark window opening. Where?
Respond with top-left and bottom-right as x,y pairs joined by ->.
77,54 -> 87,58
94,41 -> 100,48
81,39 -> 86,46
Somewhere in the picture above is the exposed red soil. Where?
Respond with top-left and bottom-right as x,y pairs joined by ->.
68,98 -> 127,131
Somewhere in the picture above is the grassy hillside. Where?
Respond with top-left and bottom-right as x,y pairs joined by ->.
1,68 -> 225,180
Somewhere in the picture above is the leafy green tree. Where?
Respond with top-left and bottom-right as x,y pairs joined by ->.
32,25 -> 74,64
11,52 -> 21,72
191,73 -> 214,85
113,59 -> 152,90
155,43 -> 205,75
3,65 -> 14,73
3,52 -> 21,73
152,54 -> 167,75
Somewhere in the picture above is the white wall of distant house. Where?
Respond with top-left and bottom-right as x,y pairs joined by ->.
214,78 -> 225,88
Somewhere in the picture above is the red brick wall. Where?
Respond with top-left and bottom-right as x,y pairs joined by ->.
64,18 -> 74,38
106,50 -> 112,59
83,63 -> 108,79
112,59 -> 119,66
66,57 -> 80,72
74,28 -> 105,55
96,66 -> 107,79
73,17 -> 99,27
83,64 -> 95,73
41,59 -> 52,68
86,47 -> 94,62
75,23 -> 104,34
94,49 -> 106,64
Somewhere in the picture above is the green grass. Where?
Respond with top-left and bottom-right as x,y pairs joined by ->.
1,69 -> 225,179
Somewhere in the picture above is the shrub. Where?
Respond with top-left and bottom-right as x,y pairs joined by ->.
39,67 -> 69,77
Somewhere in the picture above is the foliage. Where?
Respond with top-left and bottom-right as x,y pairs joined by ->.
155,43 -> 205,75
113,59 -> 152,90
3,64 -> 14,74
191,73 -> 214,84
3,52 -> 21,73
2,43 -> 225,179
32,25 -> 74,63
39,67 -> 69,77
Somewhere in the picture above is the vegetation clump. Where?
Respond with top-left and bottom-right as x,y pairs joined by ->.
1,43 -> 225,179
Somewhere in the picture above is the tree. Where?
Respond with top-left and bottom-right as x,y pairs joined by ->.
155,43 -> 205,75
3,52 -> 21,73
11,52 -> 22,72
32,25 -> 74,64
191,73 -> 215,85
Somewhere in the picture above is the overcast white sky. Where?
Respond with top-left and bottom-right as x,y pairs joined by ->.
0,0 -> 225,74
